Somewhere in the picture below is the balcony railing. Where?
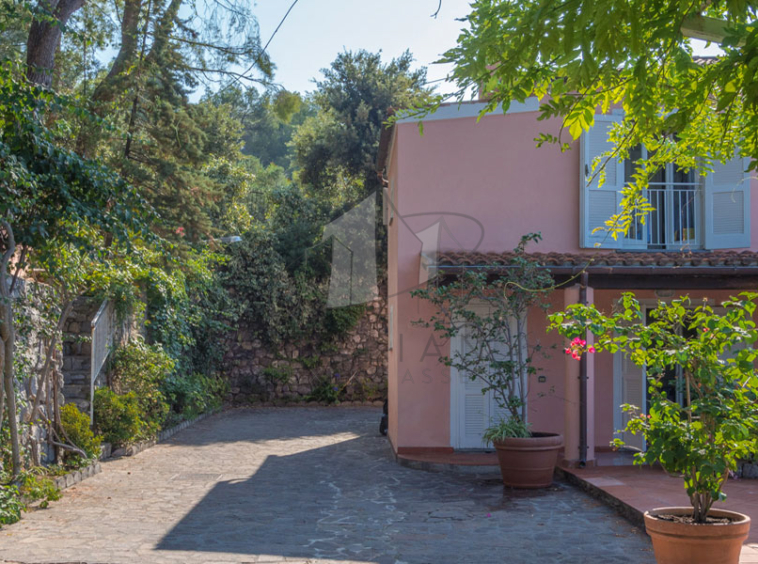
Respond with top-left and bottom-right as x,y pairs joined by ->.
627,185 -> 702,250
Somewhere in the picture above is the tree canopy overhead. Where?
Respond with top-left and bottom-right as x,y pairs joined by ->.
437,1 -> 758,236
293,50 -> 432,200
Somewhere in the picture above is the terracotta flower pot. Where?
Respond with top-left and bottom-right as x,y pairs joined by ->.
644,507 -> 751,564
493,432 -> 563,488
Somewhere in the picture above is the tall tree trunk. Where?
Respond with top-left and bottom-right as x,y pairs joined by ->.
144,0 -> 181,65
0,221 -> 20,478
89,0 -> 144,106
26,0 -> 86,87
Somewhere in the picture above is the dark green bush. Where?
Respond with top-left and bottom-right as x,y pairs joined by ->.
60,403 -> 102,462
308,374 -> 342,404
110,339 -> 172,437
323,304 -> 365,339
93,389 -> 141,447
161,373 -> 227,422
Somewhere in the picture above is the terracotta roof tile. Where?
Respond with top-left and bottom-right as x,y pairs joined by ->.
435,250 -> 758,270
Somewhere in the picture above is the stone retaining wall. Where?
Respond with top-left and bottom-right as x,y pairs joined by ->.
222,295 -> 388,404
15,279 -> 64,465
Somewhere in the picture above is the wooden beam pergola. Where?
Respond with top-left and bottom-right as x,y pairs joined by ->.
681,14 -> 745,46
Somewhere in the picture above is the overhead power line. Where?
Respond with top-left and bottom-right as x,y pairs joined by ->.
261,0 -> 300,55
221,0 -> 301,93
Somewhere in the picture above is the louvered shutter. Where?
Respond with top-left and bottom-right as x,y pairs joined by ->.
619,353 -> 645,451
580,115 -> 626,249
704,156 -> 751,249
458,324 -> 489,449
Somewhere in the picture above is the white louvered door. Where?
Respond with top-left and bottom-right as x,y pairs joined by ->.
619,352 -> 645,451
451,305 -> 522,450
454,323 -> 490,449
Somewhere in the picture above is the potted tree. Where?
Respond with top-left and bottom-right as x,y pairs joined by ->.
412,234 -> 562,488
550,293 -> 758,564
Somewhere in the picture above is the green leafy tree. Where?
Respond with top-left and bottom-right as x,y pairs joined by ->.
550,294 -> 758,523
292,50 -> 432,200
436,1 -> 758,238
412,234 -> 554,438
0,67 -> 148,477
207,87 -> 316,172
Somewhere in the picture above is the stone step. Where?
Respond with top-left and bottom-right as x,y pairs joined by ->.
64,371 -> 90,384
63,355 -> 92,372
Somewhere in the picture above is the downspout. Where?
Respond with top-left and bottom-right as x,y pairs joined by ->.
578,271 -> 589,467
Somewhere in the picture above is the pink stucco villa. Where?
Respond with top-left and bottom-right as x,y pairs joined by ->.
376,99 -> 758,467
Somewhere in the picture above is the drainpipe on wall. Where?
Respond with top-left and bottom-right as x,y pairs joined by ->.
578,271 -> 589,467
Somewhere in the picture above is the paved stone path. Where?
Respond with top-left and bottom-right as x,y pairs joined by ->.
0,408 -> 654,564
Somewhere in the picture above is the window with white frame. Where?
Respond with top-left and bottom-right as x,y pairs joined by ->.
580,115 -> 751,251
623,145 -> 701,250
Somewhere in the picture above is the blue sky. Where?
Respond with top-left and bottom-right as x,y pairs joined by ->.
250,0 -> 472,95
248,1 -> 723,98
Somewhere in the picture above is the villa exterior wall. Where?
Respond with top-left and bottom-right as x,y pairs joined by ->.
385,105 -> 758,454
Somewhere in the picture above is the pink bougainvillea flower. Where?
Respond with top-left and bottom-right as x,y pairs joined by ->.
588,346 -> 596,354
565,348 -> 572,355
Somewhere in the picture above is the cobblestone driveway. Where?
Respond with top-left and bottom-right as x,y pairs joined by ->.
0,408 -> 654,564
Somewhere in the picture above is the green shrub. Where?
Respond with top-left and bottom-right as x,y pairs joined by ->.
0,485 -> 23,526
308,374 -> 342,404
323,305 -> 365,339
299,355 -> 320,370
262,366 -> 291,385
162,373 -> 227,422
19,469 -> 61,509
110,339 -> 173,437
60,403 -> 102,463
93,389 -> 141,447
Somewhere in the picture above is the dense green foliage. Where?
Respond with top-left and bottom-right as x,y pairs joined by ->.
93,389 -> 142,448
207,88 -> 316,172
162,373 -> 227,424
293,50 -> 431,200
0,65 -> 148,249
18,469 -> 61,509
109,339 -> 173,438
60,404 -> 103,462
437,1 -> 758,239
0,485 -> 22,526
0,0 -> 426,490
550,294 -> 758,522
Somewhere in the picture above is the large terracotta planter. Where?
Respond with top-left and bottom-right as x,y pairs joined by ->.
493,432 -> 563,488
644,507 -> 751,564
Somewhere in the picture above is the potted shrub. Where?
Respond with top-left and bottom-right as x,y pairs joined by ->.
550,293 -> 758,564
413,234 -> 562,488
